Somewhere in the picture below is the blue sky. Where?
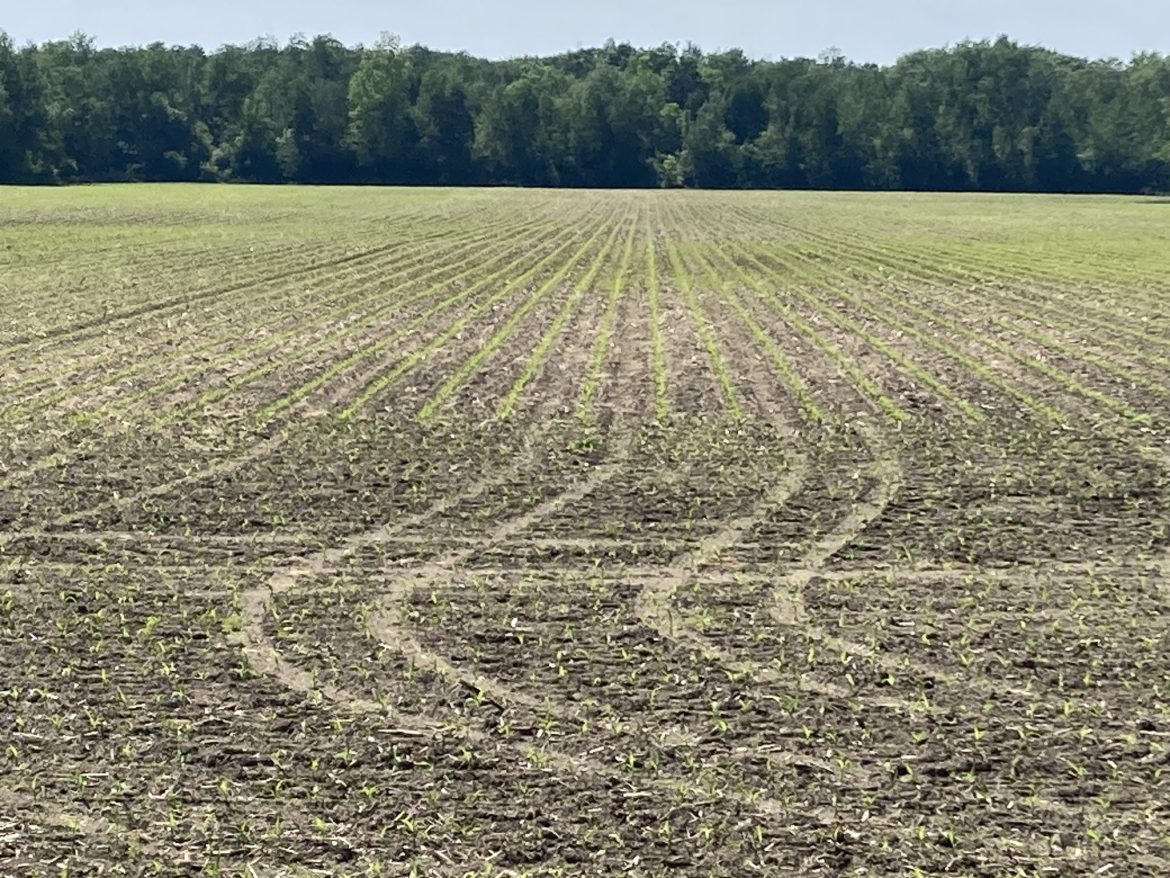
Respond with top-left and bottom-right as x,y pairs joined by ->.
4,0 -> 1168,63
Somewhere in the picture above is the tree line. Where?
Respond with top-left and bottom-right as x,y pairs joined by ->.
2,31 -> 1169,192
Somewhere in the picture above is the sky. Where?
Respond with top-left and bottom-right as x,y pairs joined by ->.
3,0 -> 1168,64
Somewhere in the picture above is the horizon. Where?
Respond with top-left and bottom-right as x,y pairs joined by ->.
4,0 -> 1169,64
5,31 -> 1166,66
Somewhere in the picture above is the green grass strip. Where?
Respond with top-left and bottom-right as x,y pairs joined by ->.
297,214 -> 604,422
164,216 -> 562,424
69,218 -> 540,423
659,205 -> 742,419
576,213 -> 639,422
645,222 -> 669,422
703,241 -> 907,424
729,243 -> 981,422
497,212 -> 634,419
416,212 -> 617,421
679,238 -> 823,424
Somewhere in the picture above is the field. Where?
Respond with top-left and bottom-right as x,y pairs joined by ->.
1,185 -> 1169,876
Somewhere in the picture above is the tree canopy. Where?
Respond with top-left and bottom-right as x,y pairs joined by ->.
1,32 -> 1168,192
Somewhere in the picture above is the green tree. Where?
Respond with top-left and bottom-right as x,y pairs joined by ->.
680,97 -> 739,187
4,31 -> 1170,193
414,56 -> 478,183
345,34 -> 417,180
474,63 -> 570,185
565,62 -> 668,186
0,32 -> 54,181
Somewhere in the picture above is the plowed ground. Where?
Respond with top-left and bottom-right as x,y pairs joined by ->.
2,186 -> 1169,876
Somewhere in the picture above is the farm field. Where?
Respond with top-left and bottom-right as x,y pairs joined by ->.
1,184 -> 1170,876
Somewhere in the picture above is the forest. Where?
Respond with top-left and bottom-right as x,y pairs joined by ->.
1,31 -> 1169,192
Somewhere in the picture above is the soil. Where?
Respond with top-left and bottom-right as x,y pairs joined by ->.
4,189 -> 1170,876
